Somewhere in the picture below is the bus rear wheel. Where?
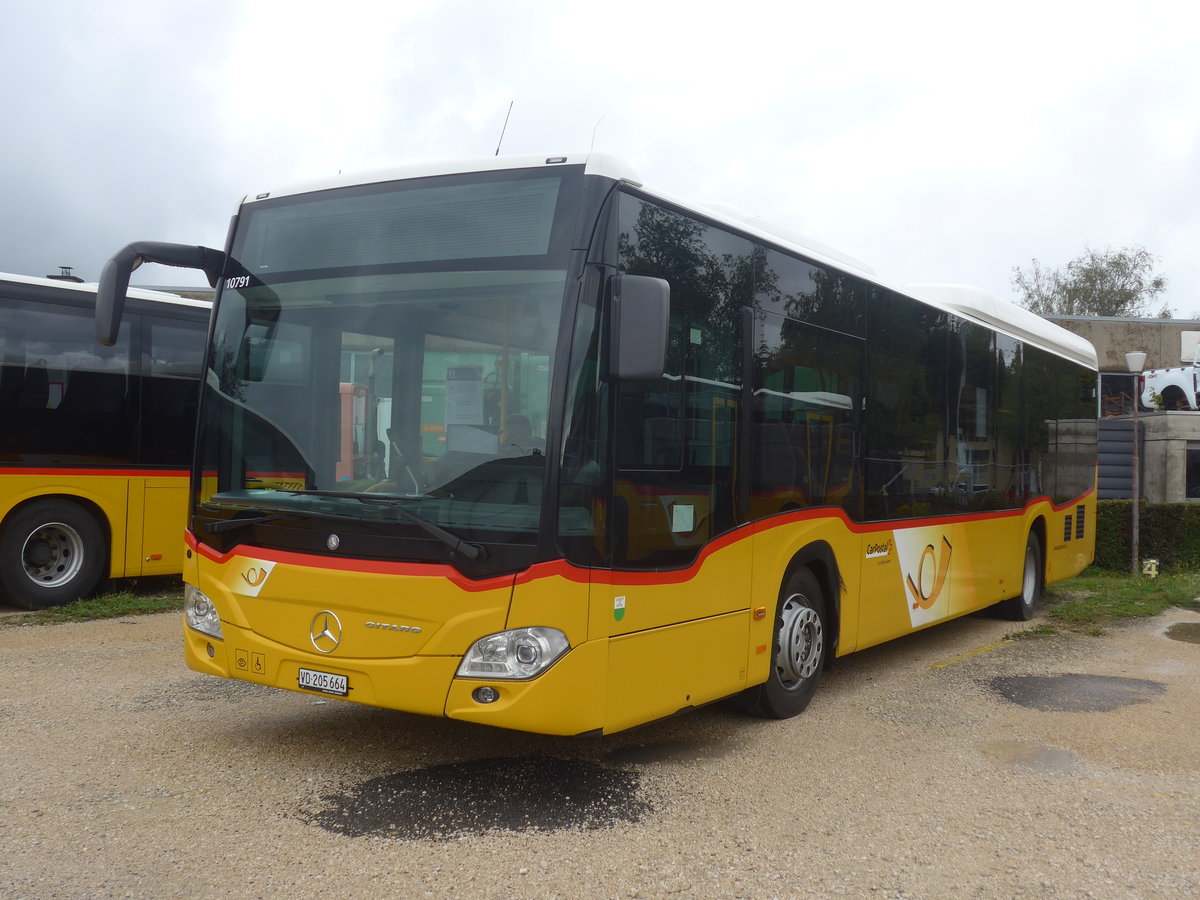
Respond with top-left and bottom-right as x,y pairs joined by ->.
739,568 -> 827,718
0,500 -> 106,610
1000,532 -> 1043,621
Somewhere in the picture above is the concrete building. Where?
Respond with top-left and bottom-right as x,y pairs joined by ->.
1049,315 -> 1200,503
1047,315 -> 1200,372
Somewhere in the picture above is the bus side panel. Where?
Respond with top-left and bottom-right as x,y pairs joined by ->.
855,517 -> 1017,651
748,513 -> 863,690
137,481 -> 190,575
0,473 -> 130,578
604,611 -> 749,734
852,495 -> 1097,652
1045,492 -> 1097,584
586,533 -> 755,639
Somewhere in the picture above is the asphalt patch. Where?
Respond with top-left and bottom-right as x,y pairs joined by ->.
988,673 -> 1166,712
303,755 -> 651,840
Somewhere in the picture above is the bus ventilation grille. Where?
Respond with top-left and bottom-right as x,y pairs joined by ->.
1063,516 -> 1073,543
1075,505 -> 1086,540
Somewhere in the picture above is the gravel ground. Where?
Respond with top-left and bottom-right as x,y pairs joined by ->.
1,606 -> 1197,899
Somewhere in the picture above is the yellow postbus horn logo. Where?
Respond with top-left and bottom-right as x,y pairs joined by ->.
905,536 -> 952,610
242,567 -> 268,587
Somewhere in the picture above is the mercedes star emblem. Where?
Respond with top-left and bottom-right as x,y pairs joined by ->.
309,610 -> 343,654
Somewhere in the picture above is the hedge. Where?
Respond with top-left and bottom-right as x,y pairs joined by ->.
1094,500 -> 1200,572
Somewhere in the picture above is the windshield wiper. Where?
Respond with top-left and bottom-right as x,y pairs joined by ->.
204,510 -> 303,533
282,490 -> 488,561
202,505 -> 359,534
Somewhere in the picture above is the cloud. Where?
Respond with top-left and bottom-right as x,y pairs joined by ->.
1,0 -> 1197,314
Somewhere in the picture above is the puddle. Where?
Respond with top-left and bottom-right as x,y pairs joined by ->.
981,740 -> 1079,774
1165,622 -> 1200,644
605,739 -> 733,765
302,756 -> 650,840
988,674 -> 1166,712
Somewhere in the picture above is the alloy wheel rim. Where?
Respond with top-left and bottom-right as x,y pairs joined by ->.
22,522 -> 85,588
777,594 -> 823,688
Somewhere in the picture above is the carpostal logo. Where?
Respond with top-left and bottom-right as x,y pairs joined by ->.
892,528 -> 954,628
865,540 -> 892,560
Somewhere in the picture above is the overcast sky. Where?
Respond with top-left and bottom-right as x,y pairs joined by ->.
3,0 -> 1197,314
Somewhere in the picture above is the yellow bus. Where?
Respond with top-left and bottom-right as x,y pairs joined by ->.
96,155 -> 1097,734
0,273 -> 210,609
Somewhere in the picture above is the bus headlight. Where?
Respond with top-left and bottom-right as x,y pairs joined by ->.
184,584 -> 223,640
457,627 -> 569,679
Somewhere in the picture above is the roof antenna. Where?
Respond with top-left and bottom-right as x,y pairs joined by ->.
590,116 -> 605,152
494,101 -> 514,156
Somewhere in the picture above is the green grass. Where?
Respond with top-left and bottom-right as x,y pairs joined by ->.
1038,567 -> 1200,632
1009,623 -> 1058,639
0,580 -> 184,628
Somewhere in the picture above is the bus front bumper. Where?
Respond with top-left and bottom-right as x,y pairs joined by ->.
183,619 -> 608,736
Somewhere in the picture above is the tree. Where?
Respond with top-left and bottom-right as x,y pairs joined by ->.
1011,245 -> 1168,317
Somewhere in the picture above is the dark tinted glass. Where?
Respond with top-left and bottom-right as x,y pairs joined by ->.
1052,355 -> 1097,503
995,335 -> 1025,506
863,290 -> 951,519
755,248 -> 865,337
1022,345 -> 1056,502
233,167 -> 582,281
0,298 -> 134,464
612,194 -> 747,568
140,320 -> 206,466
752,311 -> 861,518
945,321 -> 1008,511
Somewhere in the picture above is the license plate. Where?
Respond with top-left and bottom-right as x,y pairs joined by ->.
298,668 -> 349,696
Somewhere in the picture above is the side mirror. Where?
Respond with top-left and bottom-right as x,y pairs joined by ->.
609,274 -> 670,381
97,241 -> 226,346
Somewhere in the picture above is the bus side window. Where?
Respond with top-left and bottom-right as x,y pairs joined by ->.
613,192 -> 746,568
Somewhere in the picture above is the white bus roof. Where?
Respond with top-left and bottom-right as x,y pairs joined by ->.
0,271 -> 211,311
905,284 -> 1097,370
239,153 -> 644,206
238,154 -> 1097,370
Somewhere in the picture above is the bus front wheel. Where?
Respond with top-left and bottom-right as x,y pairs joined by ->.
0,500 -> 106,610
738,568 -> 827,718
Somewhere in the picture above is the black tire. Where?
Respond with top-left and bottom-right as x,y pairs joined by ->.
1000,532 -> 1043,621
0,500 -> 106,610
739,567 -> 827,718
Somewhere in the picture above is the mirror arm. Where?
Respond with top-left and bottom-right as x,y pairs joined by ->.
96,241 -> 226,346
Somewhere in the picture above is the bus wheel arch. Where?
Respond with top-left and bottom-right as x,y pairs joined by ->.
738,543 -> 841,719
0,497 -> 109,610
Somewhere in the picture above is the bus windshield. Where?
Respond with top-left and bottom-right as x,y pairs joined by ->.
194,167 -> 582,567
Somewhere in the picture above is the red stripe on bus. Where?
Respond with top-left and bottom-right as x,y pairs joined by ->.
186,531 -> 517,592
2,467 -> 190,478
185,487 -> 1095,591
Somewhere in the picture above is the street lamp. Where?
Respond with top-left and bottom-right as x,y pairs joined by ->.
1125,351 -> 1147,575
